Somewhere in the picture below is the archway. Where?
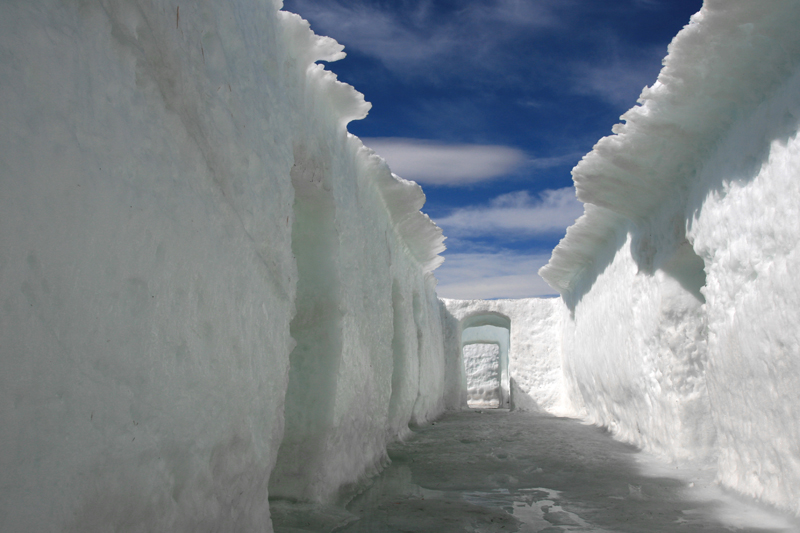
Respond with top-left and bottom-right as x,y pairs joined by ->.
460,313 -> 511,409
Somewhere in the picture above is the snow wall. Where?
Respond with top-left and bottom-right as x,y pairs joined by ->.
540,0 -> 800,516
0,1 -> 446,531
440,298 -> 565,414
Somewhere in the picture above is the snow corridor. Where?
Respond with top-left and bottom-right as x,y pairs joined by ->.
3,1 -> 800,531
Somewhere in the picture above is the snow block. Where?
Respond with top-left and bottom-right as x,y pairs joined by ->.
463,343 -> 502,408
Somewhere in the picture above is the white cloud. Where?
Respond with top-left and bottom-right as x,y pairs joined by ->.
432,188 -> 583,298
364,138 -> 528,185
435,251 -> 557,299
435,187 -> 584,236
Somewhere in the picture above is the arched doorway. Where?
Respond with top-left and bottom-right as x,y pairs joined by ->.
460,313 -> 510,409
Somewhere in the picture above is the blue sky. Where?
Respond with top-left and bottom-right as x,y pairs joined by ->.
283,0 -> 704,299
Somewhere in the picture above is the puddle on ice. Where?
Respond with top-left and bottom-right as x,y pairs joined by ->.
271,411 -> 800,533
455,487 -> 615,532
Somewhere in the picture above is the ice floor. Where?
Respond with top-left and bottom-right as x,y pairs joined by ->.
271,410 -> 800,532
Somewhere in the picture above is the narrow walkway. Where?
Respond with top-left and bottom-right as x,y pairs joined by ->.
273,410 -> 799,532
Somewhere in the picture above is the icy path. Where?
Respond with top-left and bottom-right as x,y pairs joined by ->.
272,410 -> 799,532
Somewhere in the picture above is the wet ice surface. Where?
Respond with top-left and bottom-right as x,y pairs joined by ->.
272,410 -> 800,532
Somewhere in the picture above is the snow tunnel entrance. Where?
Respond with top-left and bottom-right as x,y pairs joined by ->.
460,313 -> 511,409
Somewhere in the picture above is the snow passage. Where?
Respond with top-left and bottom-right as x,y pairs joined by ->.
272,410 -> 800,532
3,0 -> 800,530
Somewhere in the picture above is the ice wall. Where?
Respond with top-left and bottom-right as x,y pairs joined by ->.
440,298 -> 565,414
0,1 -> 445,530
540,0 -> 800,515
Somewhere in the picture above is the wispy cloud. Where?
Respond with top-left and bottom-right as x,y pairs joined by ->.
289,1 -> 456,68
285,0 -> 563,76
364,138 -> 529,186
435,188 -> 583,236
571,45 -> 667,107
435,251 -> 557,299
459,0 -> 563,31
286,0 -> 688,109
432,188 -> 582,298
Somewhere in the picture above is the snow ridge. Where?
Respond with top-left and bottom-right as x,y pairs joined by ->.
280,11 -> 445,275
541,0 -> 800,296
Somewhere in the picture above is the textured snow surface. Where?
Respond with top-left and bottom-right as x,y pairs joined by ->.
440,298 -> 566,414
559,231 -> 715,461
0,1 -> 445,530
539,0 -> 800,516
463,344 -> 501,408
687,65 -> 800,514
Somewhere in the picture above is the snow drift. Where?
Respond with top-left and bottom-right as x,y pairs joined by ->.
0,1 -> 445,531
540,0 -> 800,516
